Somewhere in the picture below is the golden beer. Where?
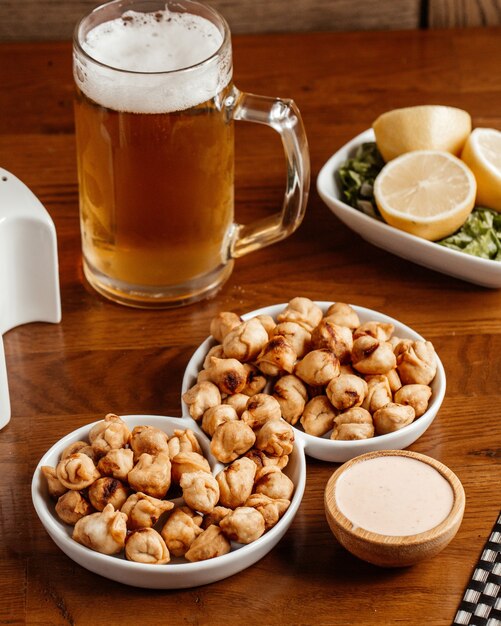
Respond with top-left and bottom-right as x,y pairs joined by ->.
73,0 -> 310,306
75,86 -> 234,297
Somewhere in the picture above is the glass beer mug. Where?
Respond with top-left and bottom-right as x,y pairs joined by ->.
73,0 -> 309,307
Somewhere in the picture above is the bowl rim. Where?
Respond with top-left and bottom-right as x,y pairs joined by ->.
324,449 -> 466,546
32,413 -> 307,576
181,301 -> 446,457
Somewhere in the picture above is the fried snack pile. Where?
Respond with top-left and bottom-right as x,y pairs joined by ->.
42,413 -> 293,564
183,297 -> 437,443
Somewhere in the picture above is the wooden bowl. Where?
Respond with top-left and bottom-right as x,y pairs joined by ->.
324,450 -> 465,567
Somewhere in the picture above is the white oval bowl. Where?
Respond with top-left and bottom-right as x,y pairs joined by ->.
317,129 -> 501,288
32,414 -> 306,589
181,303 -> 446,463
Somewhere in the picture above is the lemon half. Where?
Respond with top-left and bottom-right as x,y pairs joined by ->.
373,150 -> 476,241
373,105 -> 472,162
461,127 -> 501,212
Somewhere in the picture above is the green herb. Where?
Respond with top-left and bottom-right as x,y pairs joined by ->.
337,142 -> 385,218
336,142 -> 501,261
438,207 -> 501,260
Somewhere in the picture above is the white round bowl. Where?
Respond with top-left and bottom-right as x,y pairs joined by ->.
32,414 -> 306,589
181,302 -> 446,463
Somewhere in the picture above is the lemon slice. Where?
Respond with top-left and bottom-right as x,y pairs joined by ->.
461,128 -> 501,211
373,105 -> 472,162
373,150 -> 476,240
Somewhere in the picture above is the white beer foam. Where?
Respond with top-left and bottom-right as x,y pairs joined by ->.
75,9 -> 232,114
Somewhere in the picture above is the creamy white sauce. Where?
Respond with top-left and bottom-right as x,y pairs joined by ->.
335,456 -> 454,536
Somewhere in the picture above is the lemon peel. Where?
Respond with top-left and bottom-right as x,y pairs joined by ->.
373,105 -> 471,162
461,127 -> 501,212
373,150 -> 476,241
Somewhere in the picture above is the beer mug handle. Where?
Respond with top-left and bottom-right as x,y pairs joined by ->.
228,91 -> 310,259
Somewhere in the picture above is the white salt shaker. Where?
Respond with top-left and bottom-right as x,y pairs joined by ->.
0,168 -> 61,429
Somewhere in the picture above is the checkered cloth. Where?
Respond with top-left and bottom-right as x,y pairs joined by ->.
453,511 -> 501,626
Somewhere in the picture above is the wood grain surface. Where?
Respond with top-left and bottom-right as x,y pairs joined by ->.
0,0 -> 421,41
1,27 -> 501,626
428,0 -> 501,27
4,0 -> 501,43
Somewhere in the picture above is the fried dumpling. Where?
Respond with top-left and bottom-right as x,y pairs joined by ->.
277,297 -> 323,333
323,302 -> 360,329
202,356 -> 248,395
177,504 -> 204,527
254,466 -> 294,500
210,311 -> 242,343
127,451 -> 171,499
294,349 -> 340,386
392,337 -> 414,354
326,374 -> 368,411
244,448 -> 289,471
272,374 -> 308,426
219,506 -> 266,544
361,375 -> 392,414
72,503 -> 127,555
160,507 -> 203,557
271,322 -> 311,358
201,505 -> 231,529
182,381 -> 222,421
300,395 -> 337,437
184,525 -> 231,562
216,457 -> 256,509
170,451 -> 211,484
129,425 -> 169,461
121,492 -> 174,530
394,384 -> 432,417
222,318 -> 269,362
125,528 -> 170,564
201,404 -> 239,438
351,337 -> 397,375
55,490 -> 93,525
61,440 -> 96,461
310,320 -> 353,364
245,493 -> 290,530
41,466 -> 68,499
353,321 -> 394,342
240,363 -> 268,396
331,407 -> 374,440
223,393 -> 250,417
210,420 -> 256,464
56,452 -> 100,490
373,402 -> 415,435
180,471 -> 219,514
240,393 -> 282,430
254,314 -> 276,337
97,448 -> 134,481
203,344 -> 225,369
254,335 -> 297,377
386,368 -> 403,394
88,413 -> 131,458
255,419 -> 295,457
88,477 -> 129,511
396,340 -> 437,385
167,428 -> 203,458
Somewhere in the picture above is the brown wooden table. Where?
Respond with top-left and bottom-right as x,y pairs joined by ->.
1,26 -> 501,626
